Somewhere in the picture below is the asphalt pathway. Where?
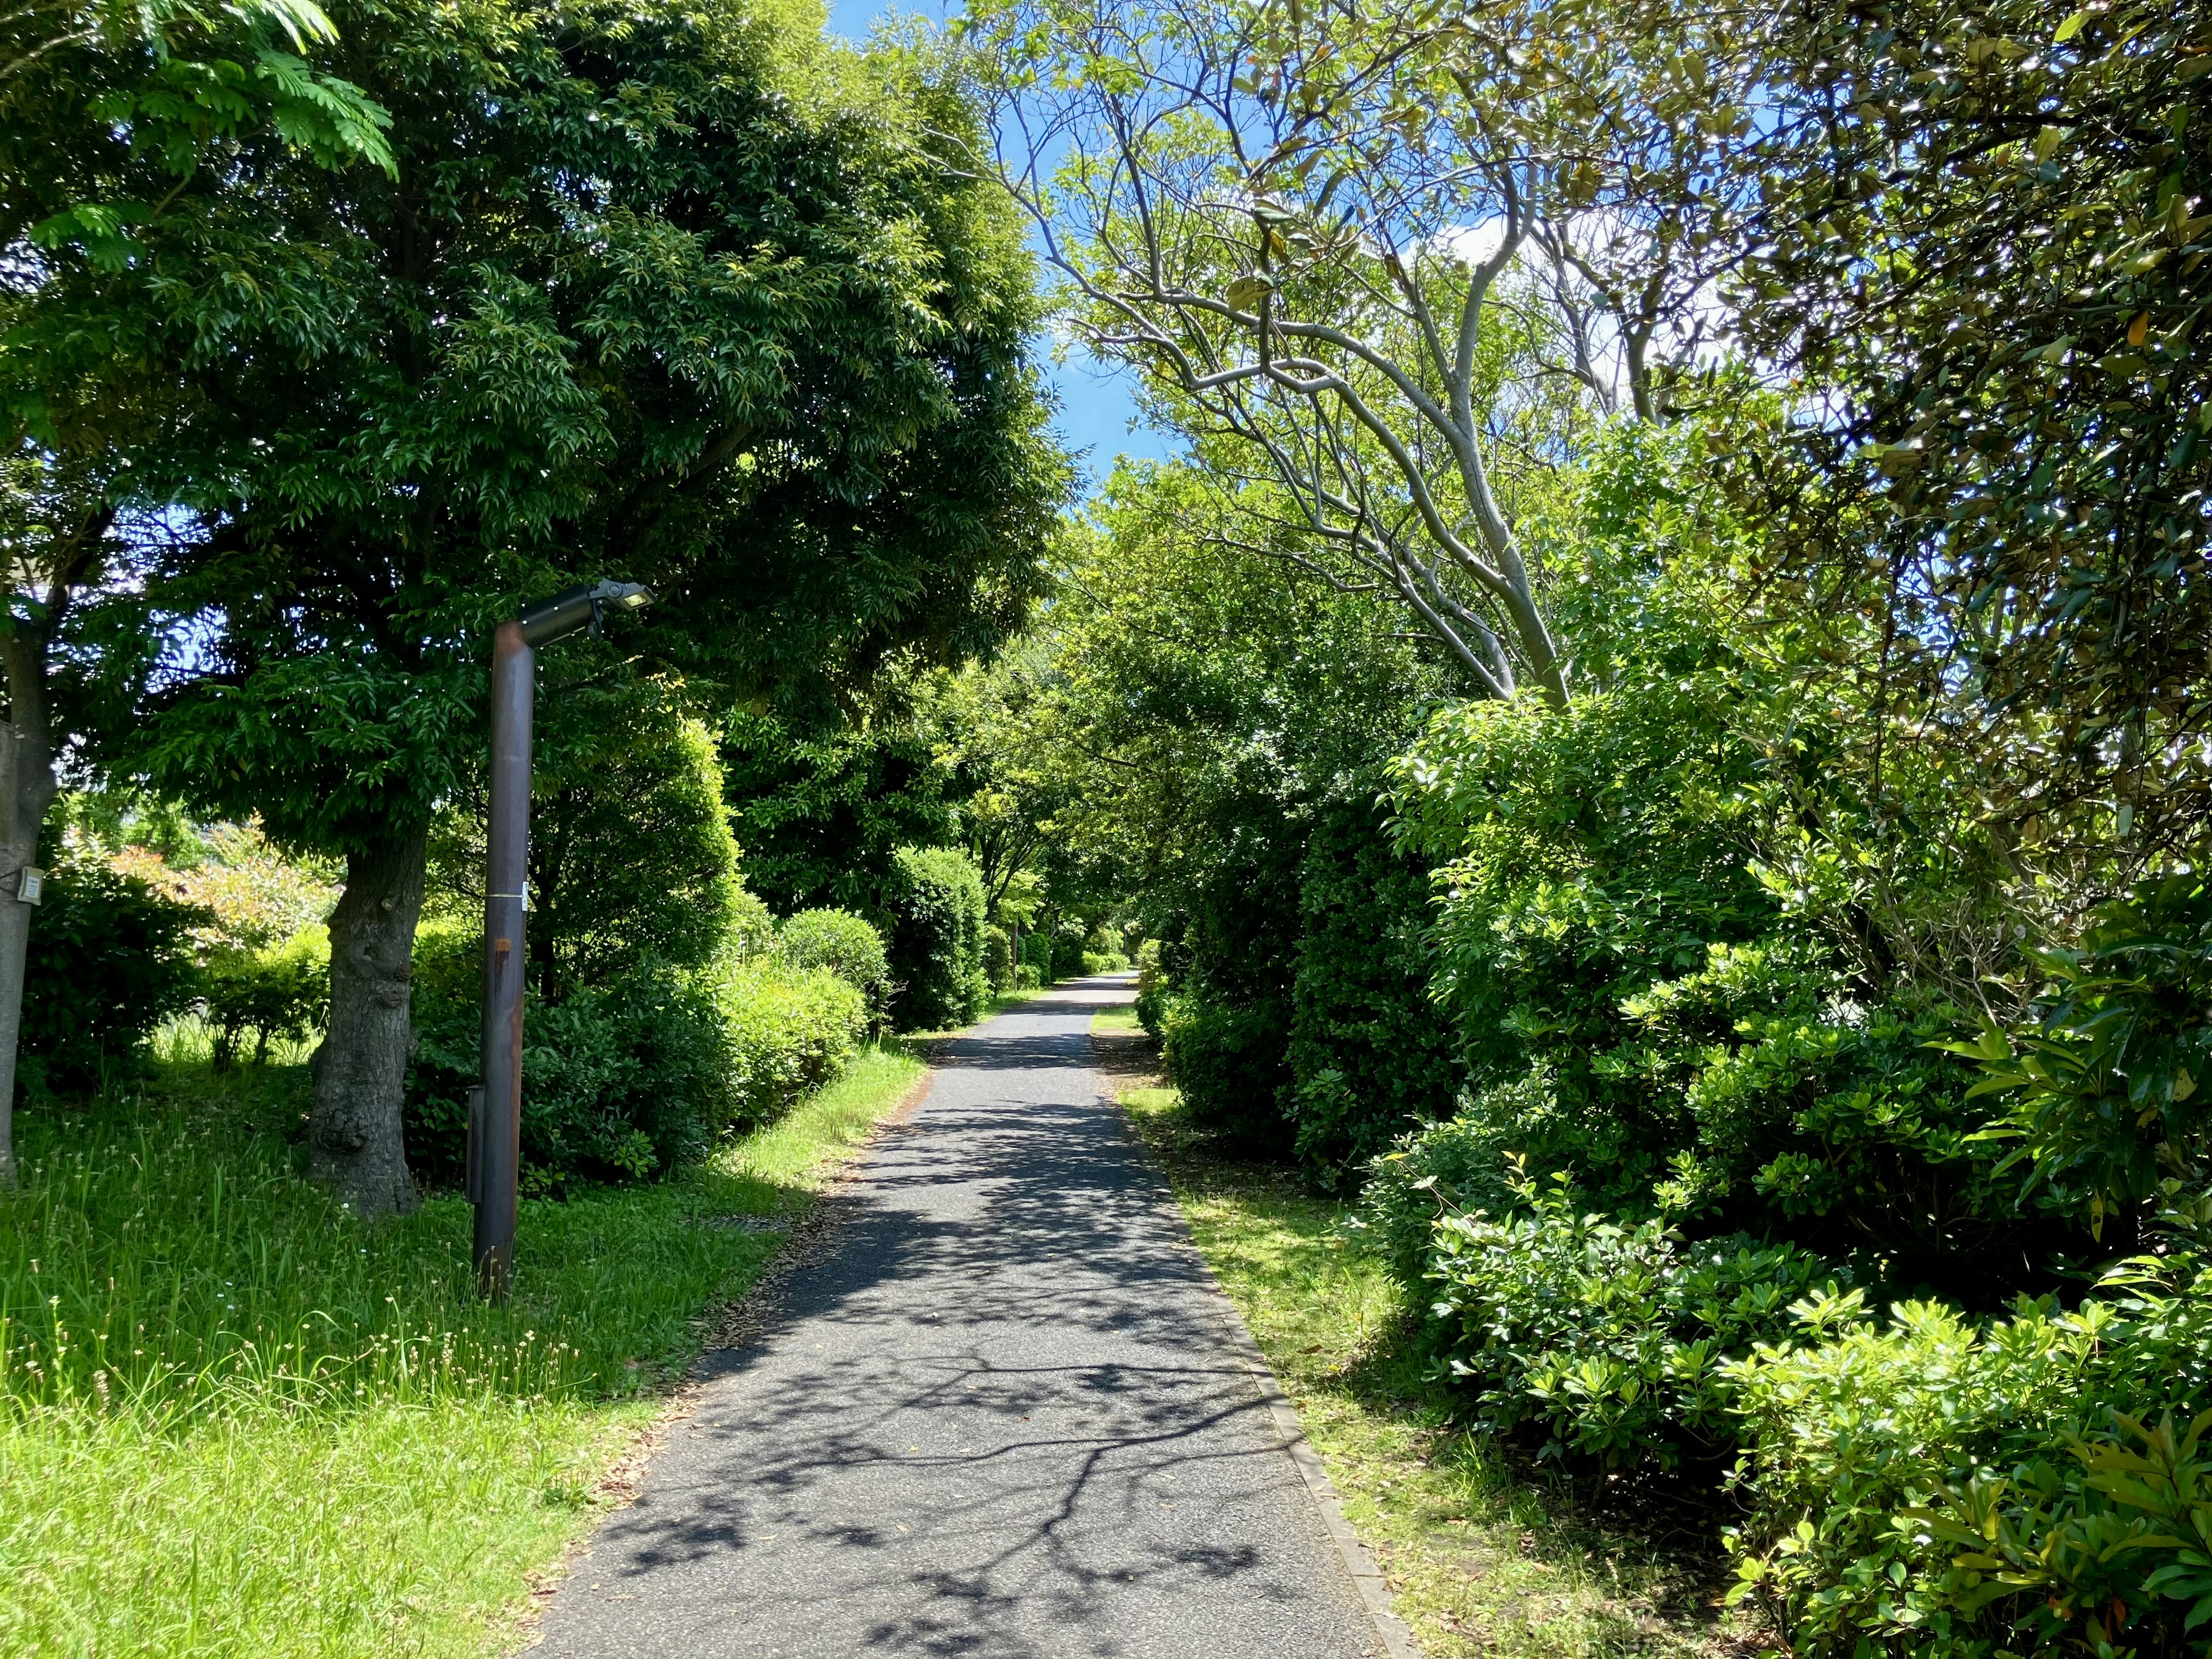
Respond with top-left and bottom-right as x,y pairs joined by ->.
532,975 -> 1382,1659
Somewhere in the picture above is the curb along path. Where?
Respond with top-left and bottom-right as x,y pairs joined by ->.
531,976 -> 1388,1659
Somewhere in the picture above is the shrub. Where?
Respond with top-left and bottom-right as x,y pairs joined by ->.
1018,929 -> 1053,979
1287,794 -> 1464,1187
1361,1071 -> 1559,1286
1420,1173 -> 1846,1470
1722,1260 -> 2212,1656
20,850 -> 202,1097
1014,963 -> 1043,989
777,907 -> 891,1021
984,923 -> 1015,990
1160,993 -> 1292,1149
407,926 -> 867,1189
1391,684 -> 1775,1212
1134,939 -> 1167,1035
1050,920 -> 1088,982
1081,949 -> 1130,975
429,683 -> 748,1000
884,846 -> 986,1029
701,956 -> 868,1131
407,925 -> 732,1187
204,933 -> 326,1068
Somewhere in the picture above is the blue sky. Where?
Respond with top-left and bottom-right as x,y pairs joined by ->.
823,0 -> 1177,487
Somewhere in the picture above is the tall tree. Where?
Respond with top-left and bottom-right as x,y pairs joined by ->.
1728,0 -> 2211,881
0,0 -> 390,1182
116,0 -> 1063,1215
966,0 -> 1758,698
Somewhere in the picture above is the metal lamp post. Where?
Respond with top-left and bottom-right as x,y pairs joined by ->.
467,579 -> 654,1296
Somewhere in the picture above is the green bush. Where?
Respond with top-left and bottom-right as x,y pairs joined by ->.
884,845 -> 986,1029
204,937 -> 325,1069
700,956 -> 868,1131
1724,1260 -> 2212,1656
1014,963 -> 1043,989
1134,939 -> 1168,1035
1159,993 -> 1291,1149
984,923 -> 1015,990
1019,929 -> 1054,979
407,926 -> 867,1189
1287,794 -> 1464,1188
1081,949 -> 1130,974
1361,1070 -> 1558,1286
1418,1172 -> 1844,1471
430,682 -> 749,1001
777,907 -> 891,1022
20,850 -> 202,1098
1050,921 -> 1088,982
1949,874 -> 2212,1223
407,925 -> 732,1187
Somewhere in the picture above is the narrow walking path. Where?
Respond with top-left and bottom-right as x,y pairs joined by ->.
532,976 -> 1383,1659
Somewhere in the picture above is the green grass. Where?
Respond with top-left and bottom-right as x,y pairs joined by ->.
1090,1002 -> 1142,1036
1102,1043 -> 1756,1658
0,1044 -> 927,1658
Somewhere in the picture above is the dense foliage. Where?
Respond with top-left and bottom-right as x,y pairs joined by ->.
883,844 -> 987,1031
18,850 -> 200,1096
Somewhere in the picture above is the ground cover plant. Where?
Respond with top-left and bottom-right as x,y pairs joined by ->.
0,1044 -> 926,1657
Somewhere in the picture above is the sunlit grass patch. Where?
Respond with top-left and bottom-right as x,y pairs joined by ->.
1090,1002 -> 1142,1035
0,1043 -> 927,1658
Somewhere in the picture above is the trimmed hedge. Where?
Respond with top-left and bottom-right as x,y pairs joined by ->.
703,956 -> 868,1130
777,907 -> 891,1022
1050,922 -> 1087,982
1286,796 -> 1463,1187
407,925 -> 867,1190
984,924 -> 1015,990
408,929 -> 734,1188
884,845 -> 986,1030
1158,993 -> 1291,1148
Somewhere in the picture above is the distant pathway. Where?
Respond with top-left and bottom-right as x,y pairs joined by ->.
532,976 -> 1382,1659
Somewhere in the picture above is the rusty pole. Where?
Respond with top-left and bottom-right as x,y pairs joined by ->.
473,618 -> 533,1297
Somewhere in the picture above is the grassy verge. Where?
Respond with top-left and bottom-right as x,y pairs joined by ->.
1093,1020 -> 1755,1659
0,1044 -> 927,1659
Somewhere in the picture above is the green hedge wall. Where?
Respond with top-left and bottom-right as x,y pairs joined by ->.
884,845 -> 986,1031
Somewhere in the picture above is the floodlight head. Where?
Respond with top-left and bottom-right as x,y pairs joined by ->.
516,579 -> 657,646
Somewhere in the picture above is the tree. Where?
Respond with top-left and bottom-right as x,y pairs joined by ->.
1725,0 -> 2212,885
967,0 -> 1758,698
430,676 -> 749,1004
721,701 -> 972,916
112,0 -> 1063,1215
0,0 -> 390,1181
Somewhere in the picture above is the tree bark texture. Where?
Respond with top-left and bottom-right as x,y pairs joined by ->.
0,627 -> 59,1190
309,821 -> 430,1218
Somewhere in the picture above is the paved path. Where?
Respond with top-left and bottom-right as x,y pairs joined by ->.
533,976 -> 1381,1659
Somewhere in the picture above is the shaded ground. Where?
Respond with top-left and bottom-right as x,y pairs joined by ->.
531,978 -> 1380,1659
1093,1027 -> 1767,1659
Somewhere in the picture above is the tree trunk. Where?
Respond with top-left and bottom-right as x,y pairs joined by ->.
308,821 -> 430,1218
0,627 -> 59,1190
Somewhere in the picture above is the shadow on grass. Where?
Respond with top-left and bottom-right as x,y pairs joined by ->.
1095,1029 -> 1763,1658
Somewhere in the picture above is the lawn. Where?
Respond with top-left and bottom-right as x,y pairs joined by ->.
1094,1019 -> 1760,1659
0,1044 -> 927,1658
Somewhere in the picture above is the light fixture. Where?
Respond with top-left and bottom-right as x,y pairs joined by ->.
471,577 -> 658,1297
